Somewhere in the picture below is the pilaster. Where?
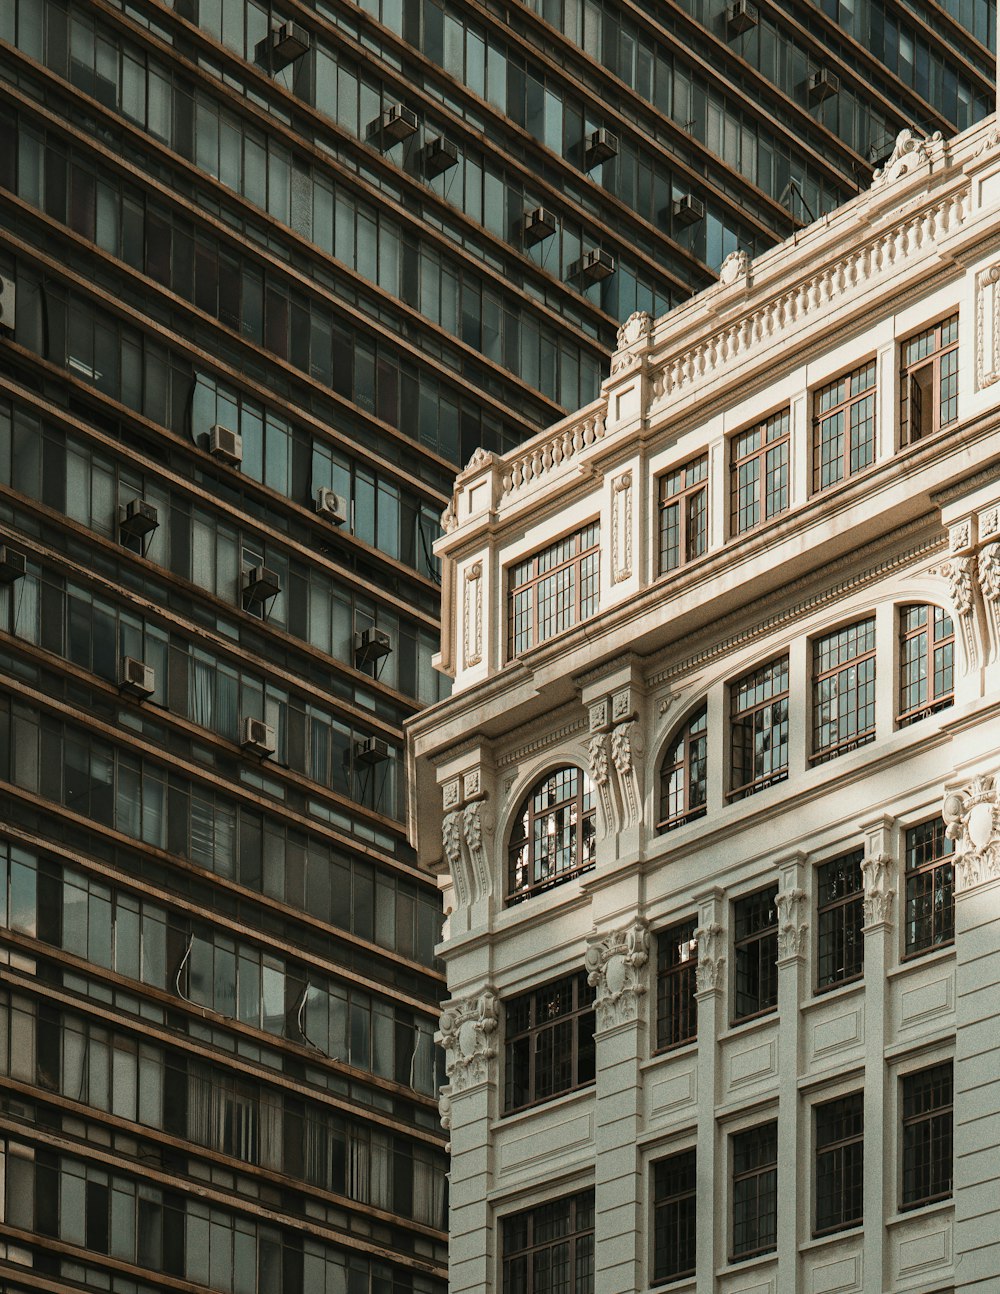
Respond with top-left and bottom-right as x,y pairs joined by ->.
775,854 -> 808,1294
692,887 -> 726,1294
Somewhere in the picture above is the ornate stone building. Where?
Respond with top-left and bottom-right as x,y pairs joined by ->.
408,115 -> 1000,1294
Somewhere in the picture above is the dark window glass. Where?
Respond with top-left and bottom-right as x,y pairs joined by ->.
732,1122 -> 777,1259
656,919 -> 698,1052
899,314 -> 959,443
658,455 -> 708,574
501,1190 -> 594,1294
729,657 -> 789,799
657,706 -> 707,832
507,766 -> 596,905
813,361 -> 876,492
508,523 -> 600,655
904,819 -> 955,956
733,887 -> 778,1023
504,973 -> 596,1114
812,618 -> 876,762
815,1093 -> 864,1234
730,409 -> 790,534
653,1148 -> 696,1283
901,1062 -> 953,1208
816,850 -> 864,989
898,604 -> 954,726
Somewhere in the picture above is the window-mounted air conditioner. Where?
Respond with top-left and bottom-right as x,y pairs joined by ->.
119,497 -> 159,539
0,275 -> 15,332
243,565 -> 282,603
242,716 -> 276,757
209,425 -> 243,466
120,656 -> 155,699
256,20 -> 311,72
808,68 -> 840,102
672,194 -> 705,226
0,546 -> 26,583
575,248 -> 616,284
355,735 -> 390,765
522,207 -> 557,246
421,136 -> 459,178
370,104 -> 418,147
725,0 -> 758,34
315,488 -> 349,526
354,627 -> 393,667
584,127 -> 619,168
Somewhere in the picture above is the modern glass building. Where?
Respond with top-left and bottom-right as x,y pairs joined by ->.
0,0 -> 994,1293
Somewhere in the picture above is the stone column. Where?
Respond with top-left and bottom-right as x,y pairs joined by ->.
437,990 -> 500,1294
586,920 -> 650,1294
945,773 -> 1000,1292
692,886 -> 726,1294
775,855 -> 808,1294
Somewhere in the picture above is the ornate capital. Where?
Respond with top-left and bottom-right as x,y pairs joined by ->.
694,922 -> 725,994
584,921 -> 650,1031
862,852 -> 895,927
438,990 -> 499,1092
944,773 -> 1000,891
587,732 -> 610,787
775,888 -> 808,960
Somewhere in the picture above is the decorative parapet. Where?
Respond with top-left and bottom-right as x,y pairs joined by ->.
499,407 -> 607,502
944,772 -> 1000,891
775,888 -> 807,960
438,989 -> 499,1092
584,920 -> 650,1031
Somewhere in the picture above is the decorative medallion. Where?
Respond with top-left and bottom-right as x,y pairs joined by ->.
584,922 -> 650,1031
943,773 -> 1000,890
438,990 -> 499,1091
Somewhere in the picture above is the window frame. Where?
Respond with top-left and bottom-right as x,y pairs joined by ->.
811,616 -> 877,764
729,408 -> 790,536
730,1120 -> 778,1261
500,1189 -> 595,1294
815,849 -> 865,991
900,1060 -> 953,1210
899,313 -> 959,445
655,919 -> 698,1053
814,1091 -> 864,1236
903,818 -> 955,958
507,522 -> 600,657
503,972 -> 596,1115
732,886 -> 779,1025
657,705 -> 708,833
897,604 -> 955,727
728,656 -> 790,801
506,765 -> 596,905
657,454 -> 709,576
652,1147 -> 697,1283
812,359 -> 877,493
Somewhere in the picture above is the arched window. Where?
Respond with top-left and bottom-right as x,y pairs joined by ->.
507,766 -> 595,904
899,604 -> 954,726
657,706 -> 707,833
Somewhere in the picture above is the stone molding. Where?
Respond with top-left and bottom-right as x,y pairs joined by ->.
438,990 -> 499,1092
775,887 -> 808,960
440,770 -> 494,908
496,716 -> 588,768
944,772 -> 1000,891
584,920 -> 650,1031
862,852 -> 895,927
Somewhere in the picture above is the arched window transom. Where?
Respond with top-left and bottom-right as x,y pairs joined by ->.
507,766 -> 595,904
658,706 -> 707,833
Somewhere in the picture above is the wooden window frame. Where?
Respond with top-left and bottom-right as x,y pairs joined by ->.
507,522 -> 600,657
729,656 -> 789,800
814,1092 -> 864,1235
898,604 -> 955,727
731,1121 -> 778,1260
811,617 -> 876,764
901,1062 -> 953,1209
652,1147 -> 697,1283
501,1190 -> 595,1294
506,766 -> 596,905
657,705 -> 708,833
732,887 -> 778,1024
899,314 -> 959,445
816,849 -> 865,990
903,819 -> 955,957
812,360 -> 877,493
657,455 -> 708,575
730,409 -> 790,536
503,972 -> 596,1114
655,919 -> 698,1053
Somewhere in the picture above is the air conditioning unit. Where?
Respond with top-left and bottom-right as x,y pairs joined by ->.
354,627 -> 393,667
725,0 -> 758,34
421,136 -> 459,178
522,207 -> 557,246
243,565 -> 281,603
672,193 -> 705,226
0,275 -> 15,332
242,716 -> 276,758
808,68 -> 840,101
315,488 -> 349,525
0,546 -> 25,583
584,127 -> 619,167
119,497 -> 159,539
120,656 -> 155,699
209,425 -> 243,466
370,104 -> 418,147
256,20 -> 311,71
575,248 -> 616,284
355,735 -> 390,765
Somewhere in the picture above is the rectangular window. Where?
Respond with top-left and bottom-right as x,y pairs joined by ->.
729,656 -> 789,799
898,604 -> 954,725
733,887 -> 778,1023
653,1148 -> 696,1283
815,1092 -> 864,1234
508,523 -> 599,656
904,819 -> 955,956
901,1062 -> 953,1208
658,455 -> 708,575
816,849 -> 864,989
504,973 -> 596,1114
813,361 -> 877,492
656,919 -> 698,1052
501,1191 -> 594,1294
731,1122 -> 777,1259
730,409 -> 790,534
900,314 -> 958,443
812,618 -> 876,763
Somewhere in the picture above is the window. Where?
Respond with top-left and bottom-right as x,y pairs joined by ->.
653,1149 -> 696,1283
501,1190 -> 594,1294
658,455 -> 708,574
730,409 -> 790,534
733,887 -> 778,1022
657,706 -> 707,832
504,973 -> 596,1114
508,523 -> 599,655
731,1122 -> 777,1259
900,314 -> 958,443
898,605 -> 954,726
816,849 -> 864,990
507,766 -> 596,904
812,617 -> 876,762
814,1093 -> 864,1234
901,1062 -> 953,1209
904,819 -> 955,956
813,360 -> 877,491
656,919 -> 698,1052
729,657 -> 789,799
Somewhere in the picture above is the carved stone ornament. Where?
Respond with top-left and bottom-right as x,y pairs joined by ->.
949,518 -> 973,554
943,773 -> 1000,891
463,561 -> 484,669
441,501 -> 458,533
610,721 -> 633,777
615,310 -> 652,350
442,779 -> 461,810
462,799 -> 492,903
982,506 -> 1000,541
719,248 -> 750,288
438,1088 -> 452,1132
438,990 -> 499,1091
871,128 -> 944,187
775,887 -> 807,960
611,470 -> 633,585
694,922 -> 725,993
441,809 -> 468,908
587,732 -> 610,787
941,555 -> 979,673
611,718 -> 642,829
979,541 -> 1000,602
463,446 -> 494,473
589,699 -> 609,732
584,922 -> 650,1030
861,852 -> 895,927
977,263 -> 1000,389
